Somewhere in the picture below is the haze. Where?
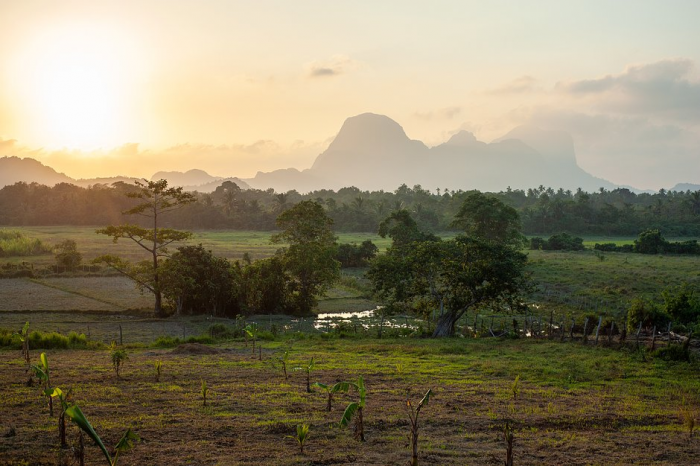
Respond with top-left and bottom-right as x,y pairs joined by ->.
1,0 -> 699,190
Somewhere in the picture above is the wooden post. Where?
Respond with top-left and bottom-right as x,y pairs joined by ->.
119,325 -> 123,346
636,321 -> 642,349
549,311 -> 554,339
569,318 -> 575,340
582,318 -> 589,344
667,322 -> 672,346
608,321 -> 614,344
559,320 -> 565,342
595,316 -> 602,345
651,326 -> 657,350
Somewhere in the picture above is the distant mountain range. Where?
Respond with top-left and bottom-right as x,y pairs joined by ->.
1,113 -> 699,194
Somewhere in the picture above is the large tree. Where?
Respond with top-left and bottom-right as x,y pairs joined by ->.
368,206 -> 528,337
452,192 -> 524,247
94,180 -> 195,317
272,200 -> 340,315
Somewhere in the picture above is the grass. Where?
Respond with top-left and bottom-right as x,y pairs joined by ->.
1,337 -> 699,465
0,229 -> 53,257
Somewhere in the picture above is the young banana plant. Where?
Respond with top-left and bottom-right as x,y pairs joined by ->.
65,404 -> 139,466
14,322 -> 30,366
312,381 -> 353,412
339,376 -> 365,441
406,388 -> 432,466
244,324 -> 258,355
46,387 -> 72,447
295,424 -> 310,454
293,358 -> 315,392
32,353 -> 53,416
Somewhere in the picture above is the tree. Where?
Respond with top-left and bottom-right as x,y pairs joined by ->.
272,200 -> 340,315
452,192 -> 524,247
54,239 -> 82,270
160,245 -> 241,316
94,180 -> 195,317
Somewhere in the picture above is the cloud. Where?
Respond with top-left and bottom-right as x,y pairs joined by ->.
414,106 -> 462,121
305,55 -> 360,78
557,59 -> 700,121
487,75 -> 539,95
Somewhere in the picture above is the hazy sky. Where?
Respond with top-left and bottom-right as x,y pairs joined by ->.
1,0 -> 699,189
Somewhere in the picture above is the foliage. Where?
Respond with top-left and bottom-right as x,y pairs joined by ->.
0,229 -> 52,257
295,424 -> 310,454
94,179 -> 195,317
201,379 -> 208,406
154,360 -> 163,382
406,388 -> 431,466
335,240 -> 378,267
662,284 -> 700,325
313,381 -> 354,412
532,233 -> 585,251
241,256 -> 291,314
110,345 -> 129,378
65,404 -> 139,466
452,192 -> 524,247
14,321 -> 30,365
160,244 -> 241,316
339,376 -> 366,441
635,229 -> 700,255
272,200 -> 341,315
626,298 -> 670,332
54,239 -> 82,270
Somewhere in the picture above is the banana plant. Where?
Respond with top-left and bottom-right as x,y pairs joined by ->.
278,351 -> 290,379
339,376 -> 365,441
154,360 -> 163,382
32,352 -> 53,416
201,379 -> 208,406
295,424 -> 310,454
244,324 -> 258,355
406,388 -> 432,466
312,381 -> 353,412
65,404 -> 139,466
14,322 -> 30,366
294,358 -> 314,392
110,344 -> 128,379
46,387 -> 72,447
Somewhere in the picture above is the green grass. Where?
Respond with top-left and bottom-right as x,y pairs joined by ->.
0,229 -> 53,257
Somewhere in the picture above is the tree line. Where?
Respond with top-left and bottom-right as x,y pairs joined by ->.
1,180 -> 699,236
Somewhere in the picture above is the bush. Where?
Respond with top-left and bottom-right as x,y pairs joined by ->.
663,284 -> 700,325
542,233 -> 585,251
627,298 -> 670,332
529,237 -> 545,250
594,243 -> 634,253
0,329 -> 90,350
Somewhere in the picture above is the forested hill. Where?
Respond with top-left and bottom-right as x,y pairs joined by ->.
1,181 -> 699,236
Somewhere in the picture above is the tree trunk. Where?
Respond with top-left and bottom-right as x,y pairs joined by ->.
432,311 -> 461,337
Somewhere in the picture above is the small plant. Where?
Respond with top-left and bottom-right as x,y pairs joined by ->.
46,387 -> 72,447
503,419 -> 514,466
511,375 -> 520,401
31,352 -> 53,416
406,388 -> 432,466
65,404 -> 139,466
680,405 -> 697,439
295,424 -> 310,454
110,344 -> 128,378
339,376 -> 366,441
244,324 -> 258,355
15,321 -> 30,366
154,360 -> 163,382
313,381 -> 353,412
201,379 -> 208,406
278,350 -> 290,379
294,358 -> 315,393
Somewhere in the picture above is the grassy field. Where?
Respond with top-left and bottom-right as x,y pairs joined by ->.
1,337 -> 699,465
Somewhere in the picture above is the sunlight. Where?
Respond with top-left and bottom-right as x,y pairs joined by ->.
16,24 -> 138,150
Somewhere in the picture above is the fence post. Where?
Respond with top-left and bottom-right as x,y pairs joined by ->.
119,325 -> 123,346
651,326 -> 657,350
582,318 -> 589,344
549,311 -> 554,339
569,318 -> 575,340
667,322 -> 672,346
559,320 -> 565,342
636,321 -> 642,349
595,316 -> 602,345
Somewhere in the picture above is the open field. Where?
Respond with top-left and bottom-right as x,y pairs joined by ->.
1,338 -> 699,465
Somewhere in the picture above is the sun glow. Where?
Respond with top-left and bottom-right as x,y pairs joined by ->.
10,23 -> 142,150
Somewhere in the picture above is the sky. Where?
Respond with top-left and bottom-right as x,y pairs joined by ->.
1,0 -> 699,190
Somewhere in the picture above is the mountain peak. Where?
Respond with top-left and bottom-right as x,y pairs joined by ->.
325,113 -> 413,152
444,130 -> 478,147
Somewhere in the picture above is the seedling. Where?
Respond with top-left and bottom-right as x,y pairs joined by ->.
244,324 -> 258,355
511,375 -> 520,401
339,376 -> 366,441
680,405 -> 697,439
15,322 -> 30,366
278,351 -> 290,379
110,344 -> 128,378
405,388 -> 432,466
201,379 -> 208,406
46,387 -> 72,447
31,352 -> 52,416
294,358 -> 315,393
154,360 -> 163,382
503,419 -> 514,466
295,424 -> 310,454
313,381 -> 353,412
65,404 -> 139,466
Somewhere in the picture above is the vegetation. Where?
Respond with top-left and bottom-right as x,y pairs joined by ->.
94,179 -> 195,317
339,376 -> 366,441
405,388 -> 431,466
0,229 -> 52,257
110,344 -> 128,378
294,424 -> 310,454
54,239 -> 83,269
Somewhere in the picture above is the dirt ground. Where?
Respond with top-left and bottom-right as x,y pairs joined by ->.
1,339 -> 699,465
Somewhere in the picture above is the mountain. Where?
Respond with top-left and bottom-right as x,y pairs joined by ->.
151,169 -> 220,187
669,183 -> 700,192
246,113 -> 616,192
0,156 -> 74,187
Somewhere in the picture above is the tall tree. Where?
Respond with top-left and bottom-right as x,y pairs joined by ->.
94,180 -> 195,317
272,200 -> 340,315
452,192 -> 524,247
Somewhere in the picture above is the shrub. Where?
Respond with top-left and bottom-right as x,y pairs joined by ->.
542,233 -> 585,251
627,298 -> 670,333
